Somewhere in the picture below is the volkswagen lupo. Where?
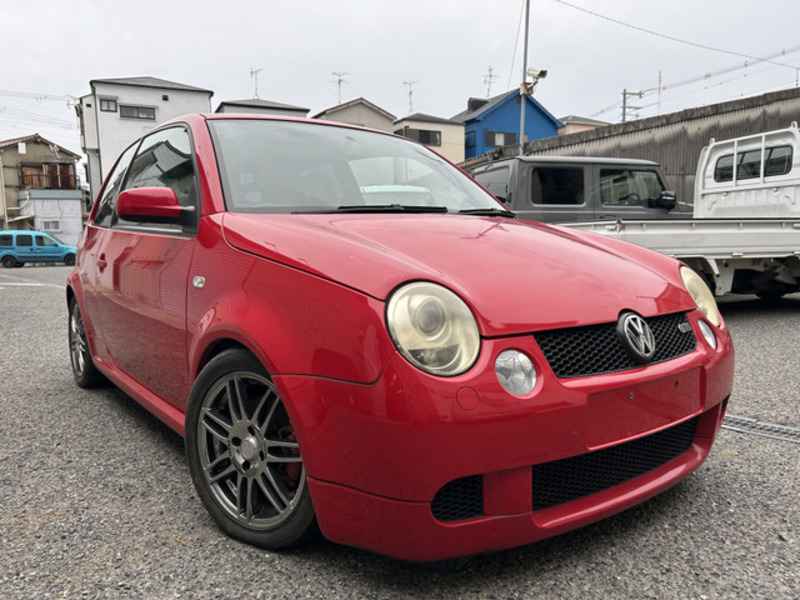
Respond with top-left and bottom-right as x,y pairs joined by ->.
67,114 -> 734,561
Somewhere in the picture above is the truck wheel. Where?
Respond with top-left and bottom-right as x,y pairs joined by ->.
756,290 -> 785,301
2,255 -> 18,268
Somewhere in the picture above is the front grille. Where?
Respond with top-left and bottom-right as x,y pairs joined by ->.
431,418 -> 698,523
534,312 -> 697,379
532,417 -> 698,511
431,475 -> 483,522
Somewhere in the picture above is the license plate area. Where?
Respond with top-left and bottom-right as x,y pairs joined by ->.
587,368 -> 701,449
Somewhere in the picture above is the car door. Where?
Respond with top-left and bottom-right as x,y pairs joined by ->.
92,126 -> 199,409
34,234 -> 61,261
14,233 -> 37,262
595,167 -> 673,221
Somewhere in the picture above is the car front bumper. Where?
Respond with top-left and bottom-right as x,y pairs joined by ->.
276,311 -> 734,561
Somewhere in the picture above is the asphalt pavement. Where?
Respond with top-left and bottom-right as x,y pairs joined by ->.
0,266 -> 797,599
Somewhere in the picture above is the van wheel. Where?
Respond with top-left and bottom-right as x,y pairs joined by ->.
15,262 -> 25,268
64,254 -> 76,266
2,256 -> 17,268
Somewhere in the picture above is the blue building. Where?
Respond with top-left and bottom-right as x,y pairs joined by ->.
452,90 -> 562,159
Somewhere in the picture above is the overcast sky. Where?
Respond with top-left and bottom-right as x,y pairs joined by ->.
3,0 -> 800,156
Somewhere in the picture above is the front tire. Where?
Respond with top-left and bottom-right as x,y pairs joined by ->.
185,349 -> 317,549
64,254 -> 76,266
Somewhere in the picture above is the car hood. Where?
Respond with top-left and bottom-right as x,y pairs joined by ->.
222,213 -> 694,336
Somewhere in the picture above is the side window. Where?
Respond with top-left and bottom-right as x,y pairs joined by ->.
94,143 -> 139,228
0,234 -> 12,247
35,235 -> 58,247
531,167 -> 584,205
123,127 -> 197,209
473,166 -> 511,201
17,235 -> 33,247
600,169 -> 665,207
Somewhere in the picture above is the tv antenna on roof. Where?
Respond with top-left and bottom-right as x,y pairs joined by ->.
250,68 -> 263,99
331,72 -> 349,104
403,81 -> 418,113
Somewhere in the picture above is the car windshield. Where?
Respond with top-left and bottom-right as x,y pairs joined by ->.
207,119 -> 502,214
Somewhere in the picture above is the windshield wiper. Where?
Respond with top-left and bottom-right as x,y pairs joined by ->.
332,204 -> 449,214
457,208 -> 517,218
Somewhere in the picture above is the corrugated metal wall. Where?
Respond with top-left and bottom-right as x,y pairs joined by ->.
516,87 -> 800,204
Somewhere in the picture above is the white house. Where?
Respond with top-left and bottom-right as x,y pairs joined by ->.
77,77 -> 213,201
394,113 -> 465,164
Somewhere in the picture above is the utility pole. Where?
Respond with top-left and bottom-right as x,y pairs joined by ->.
518,0 -> 531,155
250,68 -> 263,99
483,67 -> 499,97
331,72 -> 349,104
621,89 -> 643,122
403,81 -> 417,114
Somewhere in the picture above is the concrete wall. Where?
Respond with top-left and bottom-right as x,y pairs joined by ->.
520,87 -> 800,204
17,189 -> 83,245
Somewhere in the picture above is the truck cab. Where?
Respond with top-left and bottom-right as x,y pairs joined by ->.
695,122 -> 800,219
471,156 -> 691,223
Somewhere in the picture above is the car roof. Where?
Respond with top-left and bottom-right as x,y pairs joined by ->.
474,155 -> 660,170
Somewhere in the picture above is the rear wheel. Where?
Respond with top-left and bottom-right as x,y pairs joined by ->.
185,349 -> 317,549
2,255 -> 18,268
68,298 -> 105,388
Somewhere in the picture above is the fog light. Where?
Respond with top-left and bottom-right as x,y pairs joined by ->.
495,350 -> 536,396
698,319 -> 717,350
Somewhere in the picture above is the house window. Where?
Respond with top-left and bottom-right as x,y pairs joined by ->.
120,105 -> 156,120
100,98 -> 118,112
41,220 -> 61,232
162,94 -> 169,101
465,131 -> 476,148
20,163 -> 76,189
484,131 -> 517,148
400,128 -> 442,147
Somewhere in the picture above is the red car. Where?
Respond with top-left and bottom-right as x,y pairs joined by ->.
67,114 -> 734,561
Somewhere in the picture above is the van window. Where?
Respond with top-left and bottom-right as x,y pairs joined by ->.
0,234 -> 12,247
600,169 -> 664,207
17,235 -> 33,247
531,168 -> 584,205
35,235 -> 58,247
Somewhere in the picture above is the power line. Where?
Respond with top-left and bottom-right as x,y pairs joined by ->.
554,0 -> 799,70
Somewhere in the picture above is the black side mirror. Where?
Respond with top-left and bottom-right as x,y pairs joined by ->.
650,190 -> 676,211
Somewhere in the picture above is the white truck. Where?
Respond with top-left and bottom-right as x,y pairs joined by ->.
562,124 -> 800,298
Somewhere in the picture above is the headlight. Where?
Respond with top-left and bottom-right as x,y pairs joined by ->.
680,266 -> 721,327
386,282 -> 480,376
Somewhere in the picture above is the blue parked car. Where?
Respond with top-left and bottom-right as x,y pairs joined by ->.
0,230 -> 77,268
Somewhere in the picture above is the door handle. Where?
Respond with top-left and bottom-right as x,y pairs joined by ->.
97,254 -> 107,270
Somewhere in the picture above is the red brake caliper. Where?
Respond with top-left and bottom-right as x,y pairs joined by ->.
278,425 -> 301,489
